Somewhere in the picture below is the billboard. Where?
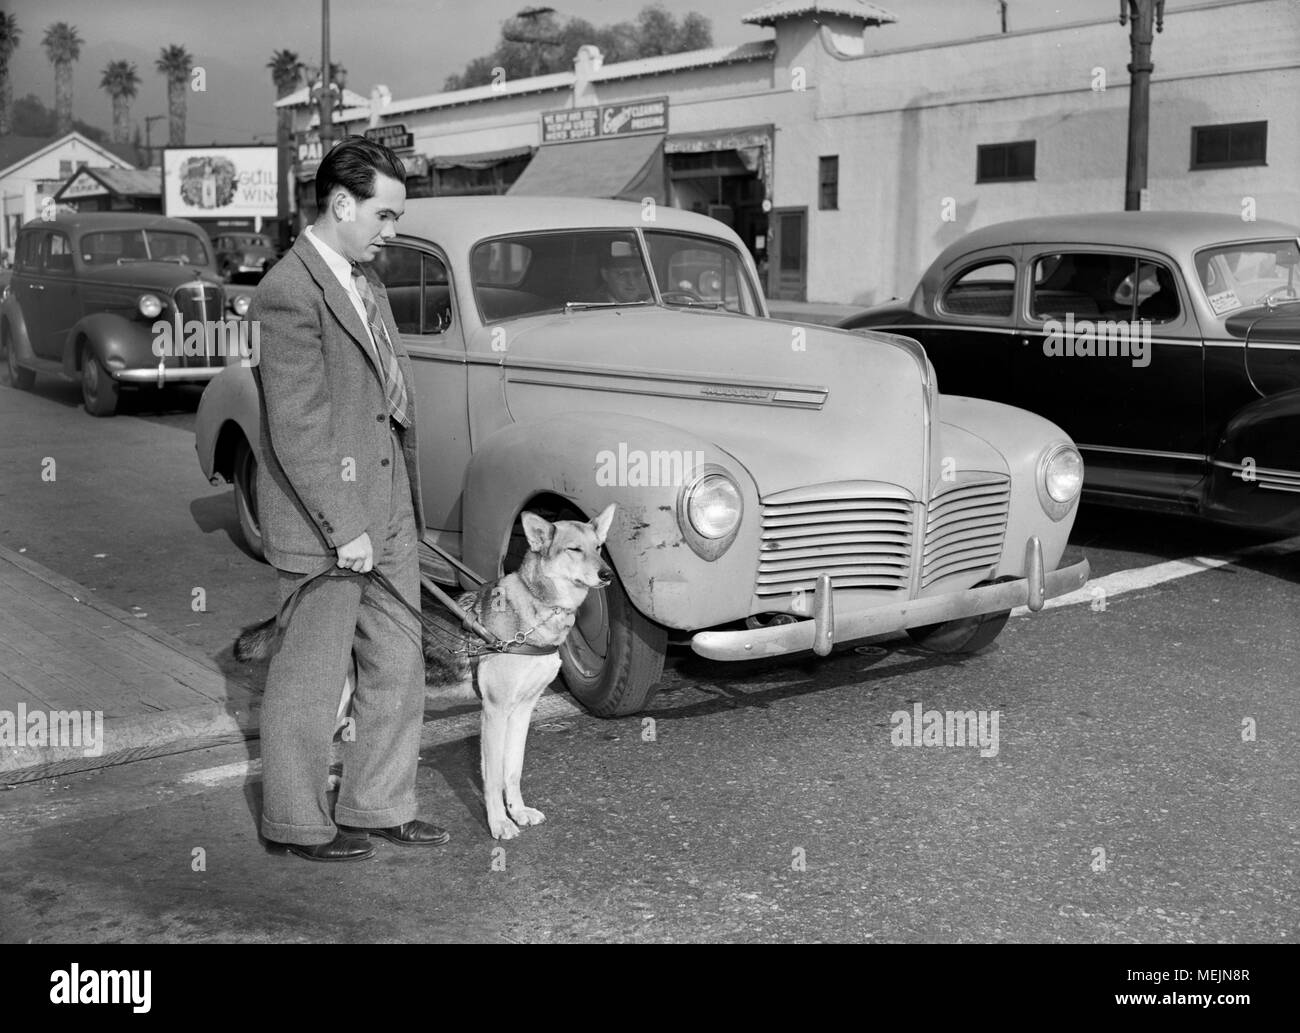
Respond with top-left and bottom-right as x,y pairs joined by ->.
162,146 -> 278,219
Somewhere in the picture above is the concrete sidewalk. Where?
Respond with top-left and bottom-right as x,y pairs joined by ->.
0,543 -> 258,780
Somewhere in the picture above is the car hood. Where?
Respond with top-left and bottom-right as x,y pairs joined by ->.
491,307 -> 967,499
76,262 -> 223,289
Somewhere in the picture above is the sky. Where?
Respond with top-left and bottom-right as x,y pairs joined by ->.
6,0 -> 1126,145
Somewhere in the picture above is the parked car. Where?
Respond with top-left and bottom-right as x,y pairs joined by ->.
196,197 -> 1089,716
211,231 -> 278,283
841,212 -> 1300,532
0,212 -> 253,416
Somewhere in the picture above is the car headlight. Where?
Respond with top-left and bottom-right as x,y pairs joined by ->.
138,294 -> 163,319
676,467 -> 744,560
1037,443 -> 1084,519
686,473 -> 741,538
229,294 -> 251,317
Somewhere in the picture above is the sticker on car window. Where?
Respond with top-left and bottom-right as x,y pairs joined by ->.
1207,289 -> 1242,315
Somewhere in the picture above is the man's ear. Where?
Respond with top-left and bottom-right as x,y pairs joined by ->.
520,511 -> 555,553
331,188 -> 356,224
591,503 -> 616,545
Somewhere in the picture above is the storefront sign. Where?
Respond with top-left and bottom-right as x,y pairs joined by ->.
55,171 -> 110,200
365,123 -> 414,151
541,96 -> 668,145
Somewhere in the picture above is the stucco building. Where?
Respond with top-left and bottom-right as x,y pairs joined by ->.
278,0 -> 1299,304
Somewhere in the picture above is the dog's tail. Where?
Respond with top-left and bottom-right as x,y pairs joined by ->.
234,617 -> 280,662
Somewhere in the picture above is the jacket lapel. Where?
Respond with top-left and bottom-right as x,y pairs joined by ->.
289,233 -> 383,381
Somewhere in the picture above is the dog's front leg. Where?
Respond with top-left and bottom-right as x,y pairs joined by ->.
479,694 -> 519,840
504,702 -> 545,829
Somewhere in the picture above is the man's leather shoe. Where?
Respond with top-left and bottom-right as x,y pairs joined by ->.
338,819 -> 450,846
274,833 -> 376,862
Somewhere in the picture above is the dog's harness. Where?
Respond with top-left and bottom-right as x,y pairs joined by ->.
275,558 -> 565,661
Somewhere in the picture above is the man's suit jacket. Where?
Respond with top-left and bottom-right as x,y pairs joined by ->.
250,233 -> 426,574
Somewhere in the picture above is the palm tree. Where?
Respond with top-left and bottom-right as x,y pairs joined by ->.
0,13 -> 21,135
155,44 -> 194,146
267,48 -> 303,145
100,60 -> 140,144
42,21 -> 83,136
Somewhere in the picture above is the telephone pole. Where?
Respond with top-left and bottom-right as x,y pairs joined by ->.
1119,0 -> 1165,211
144,114 -> 165,166
317,0 -> 333,152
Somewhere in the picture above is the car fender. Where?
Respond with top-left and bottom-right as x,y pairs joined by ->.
0,288 -> 39,365
461,411 -> 762,630
934,394 -> 1080,575
1202,388 -> 1300,532
195,364 -> 260,483
63,312 -> 155,378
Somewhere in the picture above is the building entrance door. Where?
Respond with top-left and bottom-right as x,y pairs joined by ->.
768,207 -> 807,301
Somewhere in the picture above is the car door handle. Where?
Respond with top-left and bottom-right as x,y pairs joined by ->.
27,283 -> 44,291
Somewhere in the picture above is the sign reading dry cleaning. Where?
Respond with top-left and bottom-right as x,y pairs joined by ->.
540,97 -> 668,145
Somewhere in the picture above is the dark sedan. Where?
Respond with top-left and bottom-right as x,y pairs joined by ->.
841,212 -> 1300,533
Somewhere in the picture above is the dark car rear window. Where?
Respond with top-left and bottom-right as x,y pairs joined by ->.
82,229 -> 210,267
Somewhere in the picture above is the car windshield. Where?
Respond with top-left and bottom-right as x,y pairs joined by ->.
81,229 -> 211,267
1194,239 -> 1300,316
470,228 -> 760,322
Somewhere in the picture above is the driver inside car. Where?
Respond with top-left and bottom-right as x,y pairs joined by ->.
597,247 -> 651,304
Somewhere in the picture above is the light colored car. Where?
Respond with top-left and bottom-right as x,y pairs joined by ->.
841,212 -> 1300,532
0,212 -> 253,416
196,197 -> 1089,716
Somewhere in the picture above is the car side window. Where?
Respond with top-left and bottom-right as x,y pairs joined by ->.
15,232 -> 39,271
1031,252 -> 1180,323
372,245 -> 454,335
45,232 -> 73,274
421,254 -> 453,335
938,260 -> 1016,318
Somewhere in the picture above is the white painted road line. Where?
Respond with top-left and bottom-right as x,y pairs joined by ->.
1011,556 -> 1231,617
1011,535 -> 1300,618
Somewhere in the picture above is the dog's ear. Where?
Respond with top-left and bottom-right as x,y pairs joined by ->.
520,511 -> 555,552
591,502 -> 616,545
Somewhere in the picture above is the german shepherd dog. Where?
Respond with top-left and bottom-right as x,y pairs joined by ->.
236,504 -> 615,840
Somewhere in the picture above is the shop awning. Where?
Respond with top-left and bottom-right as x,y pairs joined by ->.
432,145 -> 534,171
507,134 -> 665,203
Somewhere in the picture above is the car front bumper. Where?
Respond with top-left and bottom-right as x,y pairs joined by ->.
115,365 -> 227,386
690,536 -> 1090,661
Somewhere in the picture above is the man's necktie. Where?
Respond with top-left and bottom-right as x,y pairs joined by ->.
351,265 -> 410,428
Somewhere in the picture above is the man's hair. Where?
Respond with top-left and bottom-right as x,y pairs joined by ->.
315,135 -> 406,209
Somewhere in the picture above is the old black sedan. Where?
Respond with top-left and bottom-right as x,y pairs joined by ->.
841,212 -> 1300,533
0,212 -> 253,416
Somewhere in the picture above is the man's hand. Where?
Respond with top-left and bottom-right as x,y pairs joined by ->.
336,532 -> 374,573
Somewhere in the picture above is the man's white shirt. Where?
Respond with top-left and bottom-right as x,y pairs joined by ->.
303,225 -> 380,361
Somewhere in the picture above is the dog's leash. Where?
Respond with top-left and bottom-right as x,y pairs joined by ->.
275,559 -> 562,658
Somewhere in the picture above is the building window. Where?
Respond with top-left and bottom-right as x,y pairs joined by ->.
59,160 -> 73,178
819,156 -> 838,210
1191,121 -> 1267,170
976,141 -> 1036,183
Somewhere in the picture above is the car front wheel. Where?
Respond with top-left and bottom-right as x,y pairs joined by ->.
232,437 -> 266,561
0,325 -> 36,390
80,351 -> 119,416
560,567 -> 667,717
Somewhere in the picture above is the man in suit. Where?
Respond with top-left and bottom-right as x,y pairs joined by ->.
252,136 -> 447,861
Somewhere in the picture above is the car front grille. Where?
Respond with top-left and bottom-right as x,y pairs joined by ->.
757,484 -> 915,597
756,474 -> 1011,600
171,282 -> 223,365
920,474 -> 1010,588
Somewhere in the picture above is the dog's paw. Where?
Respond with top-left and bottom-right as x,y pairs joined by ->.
508,806 -> 546,828
489,816 -> 520,840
